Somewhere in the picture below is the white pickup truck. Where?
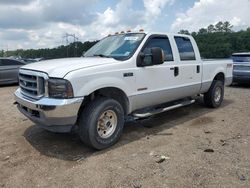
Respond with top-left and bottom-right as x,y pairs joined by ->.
14,32 -> 233,149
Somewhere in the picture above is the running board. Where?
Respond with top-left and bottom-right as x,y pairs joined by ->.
133,99 -> 195,118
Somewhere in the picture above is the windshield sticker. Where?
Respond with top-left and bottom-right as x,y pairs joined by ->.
124,36 -> 139,41
124,51 -> 130,56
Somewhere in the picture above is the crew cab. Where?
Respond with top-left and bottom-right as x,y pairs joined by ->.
14,32 -> 233,149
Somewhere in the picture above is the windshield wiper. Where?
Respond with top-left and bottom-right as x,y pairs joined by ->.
92,54 -> 112,58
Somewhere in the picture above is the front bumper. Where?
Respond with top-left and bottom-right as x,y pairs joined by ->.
14,88 -> 83,133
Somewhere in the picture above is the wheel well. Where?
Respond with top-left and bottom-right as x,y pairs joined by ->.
80,87 -> 129,115
214,72 -> 225,84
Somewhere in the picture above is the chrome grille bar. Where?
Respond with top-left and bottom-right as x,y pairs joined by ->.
19,74 -> 37,83
19,82 -> 38,91
19,69 -> 48,99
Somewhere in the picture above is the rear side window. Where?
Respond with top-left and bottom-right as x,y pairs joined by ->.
174,37 -> 196,61
232,55 -> 250,62
142,37 -> 174,61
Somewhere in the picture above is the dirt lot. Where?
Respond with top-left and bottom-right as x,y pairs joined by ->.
0,85 -> 250,188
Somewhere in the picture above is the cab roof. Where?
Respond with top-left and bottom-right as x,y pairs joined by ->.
110,31 -> 191,38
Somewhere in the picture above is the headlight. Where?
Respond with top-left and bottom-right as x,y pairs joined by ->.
48,78 -> 74,99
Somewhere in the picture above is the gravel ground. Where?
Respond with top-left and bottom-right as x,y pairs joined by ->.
0,85 -> 249,188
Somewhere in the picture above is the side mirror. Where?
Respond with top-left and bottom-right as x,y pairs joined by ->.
151,47 -> 164,65
138,47 -> 164,67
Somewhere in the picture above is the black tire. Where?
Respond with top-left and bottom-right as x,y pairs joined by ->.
78,97 -> 124,150
204,80 -> 224,108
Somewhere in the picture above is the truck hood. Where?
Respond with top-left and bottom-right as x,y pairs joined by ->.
22,57 -> 119,78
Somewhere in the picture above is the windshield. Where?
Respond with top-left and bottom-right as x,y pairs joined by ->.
84,33 -> 145,60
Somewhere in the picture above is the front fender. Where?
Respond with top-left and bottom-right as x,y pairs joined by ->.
73,76 -> 132,98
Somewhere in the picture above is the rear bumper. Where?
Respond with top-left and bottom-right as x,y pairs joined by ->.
233,75 -> 250,83
14,88 -> 83,133
233,68 -> 250,83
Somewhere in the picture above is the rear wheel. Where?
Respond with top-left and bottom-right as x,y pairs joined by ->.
78,97 -> 124,150
204,80 -> 224,108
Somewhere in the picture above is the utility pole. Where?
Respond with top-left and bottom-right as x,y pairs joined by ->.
63,33 -> 79,57
4,44 -> 8,57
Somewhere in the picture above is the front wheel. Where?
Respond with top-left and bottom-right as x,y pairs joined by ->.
204,80 -> 224,108
78,97 -> 124,150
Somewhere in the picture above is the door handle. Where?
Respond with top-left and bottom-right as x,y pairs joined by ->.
170,67 -> 179,76
196,65 -> 200,73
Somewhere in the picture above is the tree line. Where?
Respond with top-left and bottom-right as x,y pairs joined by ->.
2,41 -> 98,59
1,21 -> 250,59
179,21 -> 250,58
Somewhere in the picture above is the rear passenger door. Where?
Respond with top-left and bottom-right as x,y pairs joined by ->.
173,36 -> 202,95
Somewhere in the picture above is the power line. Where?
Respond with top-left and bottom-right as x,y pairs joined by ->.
62,33 -> 79,57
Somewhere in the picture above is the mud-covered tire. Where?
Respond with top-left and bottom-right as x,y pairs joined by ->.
78,97 -> 124,150
204,80 -> 224,108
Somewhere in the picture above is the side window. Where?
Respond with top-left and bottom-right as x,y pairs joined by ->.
1,59 -> 24,66
142,37 -> 174,64
0,59 -> 8,66
174,37 -> 196,61
232,55 -> 250,62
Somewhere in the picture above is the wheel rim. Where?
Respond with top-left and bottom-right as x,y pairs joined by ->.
214,87 -> 222,103
97,110 -> 117,139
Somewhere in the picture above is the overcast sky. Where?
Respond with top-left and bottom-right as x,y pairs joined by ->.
0,0 -> 250,50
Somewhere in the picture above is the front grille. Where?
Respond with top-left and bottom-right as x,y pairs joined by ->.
19,72 -> 45,98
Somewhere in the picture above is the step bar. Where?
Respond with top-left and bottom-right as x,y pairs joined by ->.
133,99 -> 195,118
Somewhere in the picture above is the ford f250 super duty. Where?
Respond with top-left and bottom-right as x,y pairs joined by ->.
14,32 -> 233,149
